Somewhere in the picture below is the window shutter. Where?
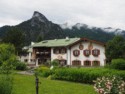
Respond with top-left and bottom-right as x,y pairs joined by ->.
84,50 -> 90,56
73,50 -> 75,56
73,50 -> 80,56
92,49 -> 100,56
98,50 -> 100,55
64,48 -> 67,53
78,50 -> 80,56
92,50 -> 94,55
53,48 -> 56,53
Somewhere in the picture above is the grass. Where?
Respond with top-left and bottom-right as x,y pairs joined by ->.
12,74 -> 96,94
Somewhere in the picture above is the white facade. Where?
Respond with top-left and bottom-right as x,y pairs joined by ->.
29,38 -> 106,66
19,55 -> 29,62
20,42 -> 36,66
70,42 -> 105,66
51,48 -> 67,60
50,41 -> 106,66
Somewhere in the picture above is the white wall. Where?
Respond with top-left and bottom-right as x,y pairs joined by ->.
50,41 -> 106,66
67,48 -> 71,65
51,48 -> 67,61
70,42 -> 106,66
20,55 -> 29,62
51,47 -> 71,65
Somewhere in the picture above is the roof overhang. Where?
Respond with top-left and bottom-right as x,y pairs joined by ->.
68,38 -> 106,47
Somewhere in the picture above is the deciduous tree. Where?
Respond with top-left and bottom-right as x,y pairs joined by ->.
0,44 -> 16,74
106,35 -> 125,62
2,27 -> 25,55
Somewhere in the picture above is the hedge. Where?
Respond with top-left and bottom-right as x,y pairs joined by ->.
36,67 -> 125,84
15,62 -> 27,70
51,68 -> 125,84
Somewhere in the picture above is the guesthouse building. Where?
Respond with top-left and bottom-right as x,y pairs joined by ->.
28,37 -> 106,67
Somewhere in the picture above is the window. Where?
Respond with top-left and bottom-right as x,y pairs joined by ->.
53,48 -> 60,54
24,59 -> 28,62
73,50 -> 80,56
72,60 -> 81,66
92,49 -> 100,56
53,48 -> 66,54
84,50 -> 91,56
60,48 -> 66,54
92,61 -> 100,66
84,61 -> 91,66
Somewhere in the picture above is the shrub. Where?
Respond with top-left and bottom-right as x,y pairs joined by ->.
0,61 -> 14,74
0,75 -> 13,94
45,60 -> 51,66
15,62 -> 27,70
110,59 -> 125,70
51,59 -> 59,66
94,76 -> 125,94
36,66 -> 52,77
104,63 -> 111,68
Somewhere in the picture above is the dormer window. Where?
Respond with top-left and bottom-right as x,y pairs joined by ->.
73,50 -> 80,56
92,49 -> 100,56
84,49 -> 91,56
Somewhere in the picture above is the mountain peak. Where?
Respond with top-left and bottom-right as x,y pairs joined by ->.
32,11 -> 49,23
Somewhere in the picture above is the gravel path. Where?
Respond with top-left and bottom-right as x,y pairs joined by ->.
17,71 -> 34,75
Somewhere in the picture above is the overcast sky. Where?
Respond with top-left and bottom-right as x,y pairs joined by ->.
1,0 -> 125,29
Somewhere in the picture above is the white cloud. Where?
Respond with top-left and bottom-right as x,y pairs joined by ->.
0,0 -> 125,29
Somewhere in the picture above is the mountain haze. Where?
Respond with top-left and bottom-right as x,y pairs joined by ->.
60,23 -> 115,42
0,11 -> 125,45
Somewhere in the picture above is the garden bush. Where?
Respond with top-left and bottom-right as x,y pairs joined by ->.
110,59 -> 125,70
0,75 -> 13,94
15,62 -> 27,70
51,59 -> 59,66
36,66 -> 52,77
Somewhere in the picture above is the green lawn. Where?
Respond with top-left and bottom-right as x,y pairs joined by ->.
12,74 -> 97,94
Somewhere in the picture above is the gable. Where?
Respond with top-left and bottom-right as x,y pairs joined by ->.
69,38 -> 106,48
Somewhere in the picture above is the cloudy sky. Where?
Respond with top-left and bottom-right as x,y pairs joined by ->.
1,0 -> 125,29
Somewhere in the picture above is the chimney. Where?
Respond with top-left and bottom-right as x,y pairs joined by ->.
31,42 -> 35,45
65,37 -> 70,41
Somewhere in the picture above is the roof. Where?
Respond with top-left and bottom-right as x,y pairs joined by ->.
32,38 -> 80,47
28,48 -> 33,52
